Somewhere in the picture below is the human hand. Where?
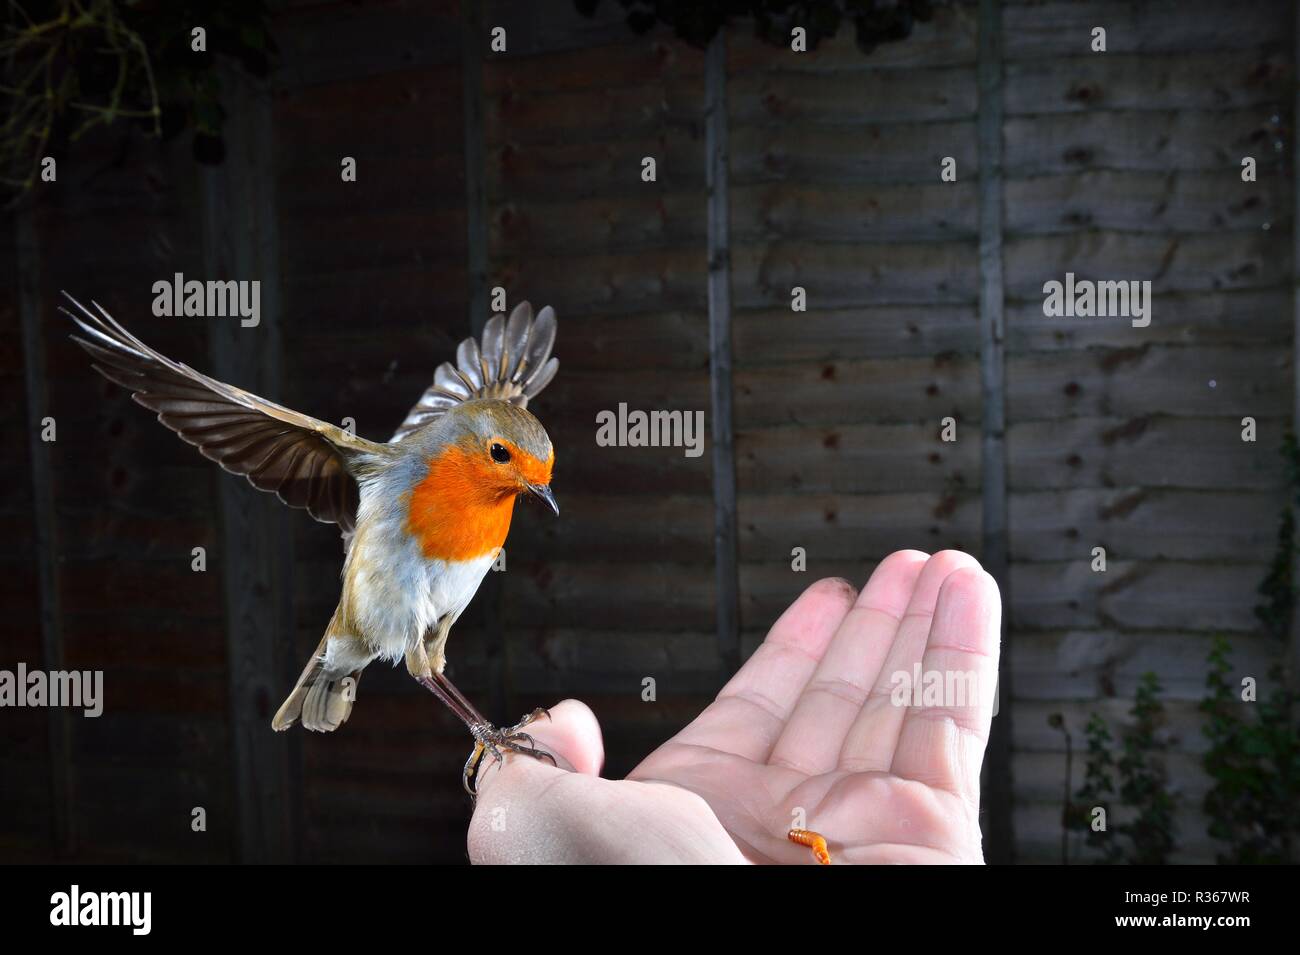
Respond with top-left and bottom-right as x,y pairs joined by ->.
467,550 -> 1002,864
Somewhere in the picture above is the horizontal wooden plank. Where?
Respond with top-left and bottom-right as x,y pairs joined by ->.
1012,629 -> 1280,701
728,67 -> 976,125
74,714 -> 229,767
52,509 -> 216,562
735,304 -> 981,361
738,421 -> 979,494
1006,346 -> 1290,421
58,562 -> 221,616
502,628 -> 722,697
1004,49 -> 1290,115
731,119 -> 978,184
1007,415 -> 1285,490
737,492 -> 981,562
486,134 -> 706,199
1014,698 -> 1211,755
1005,170 -> 1288,236
281,207 -> 466,274
282,261 -> 467,324
51,462 -> 217,520
36,214 -> 198,276
733,181 -> 979,242
485,34 -> 705,94
488,247 -> 708,315
278,153 -> 466,215
732,240 -> 979,308
543,366 -> 708,420
1006,287 -> 1291,351
1009,488 -> 1284,561
1005,108 -> 1284,176
274,66 -> 463,161
501,560 -> 716,631
62,612 -> 226,668
490,193 -> 706,255
1004,232 -> 1287,299
1010,560 -> 1269,632
557,310 -> 709,370
73,762 -> 231,861
735,354 -> 981,426
509,492 -> 712,563
486,77 -> 703,144
1003,0 -> 1289,57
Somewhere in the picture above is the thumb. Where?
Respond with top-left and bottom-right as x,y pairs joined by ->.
466,700 -> 605,864
470,698 -> 605,794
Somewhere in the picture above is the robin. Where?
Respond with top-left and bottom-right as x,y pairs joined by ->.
63,293 -> 561,793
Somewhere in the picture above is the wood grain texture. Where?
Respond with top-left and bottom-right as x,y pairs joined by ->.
200,68 -> 298,864
1002,0 -> 1289,57
707,30 -> 741,678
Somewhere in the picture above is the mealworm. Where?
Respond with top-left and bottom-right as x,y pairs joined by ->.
788,828 -> 831,865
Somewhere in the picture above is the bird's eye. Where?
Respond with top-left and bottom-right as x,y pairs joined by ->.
490,442 -> 511,463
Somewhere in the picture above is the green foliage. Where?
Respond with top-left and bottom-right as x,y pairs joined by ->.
1069,713 -> 1122,864
1198,433 -> 1300,864
1117,673 -> 1177,863
1,0 -> 275,202
574,0 -> 937,54
1060,673 -> 1176,865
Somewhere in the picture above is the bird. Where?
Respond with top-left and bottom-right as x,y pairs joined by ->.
61,293 -> 562,793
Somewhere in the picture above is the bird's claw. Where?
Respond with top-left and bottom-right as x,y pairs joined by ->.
461,710 -> 556,797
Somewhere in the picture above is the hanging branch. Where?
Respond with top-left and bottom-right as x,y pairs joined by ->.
1,0 -> 275,207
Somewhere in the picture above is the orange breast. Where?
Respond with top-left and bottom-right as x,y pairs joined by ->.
405,444 -> 516,562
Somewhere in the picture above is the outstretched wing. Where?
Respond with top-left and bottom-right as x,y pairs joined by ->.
390,301 -> 559,443
62,293 -> 392,533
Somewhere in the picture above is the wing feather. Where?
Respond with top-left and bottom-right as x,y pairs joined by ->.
62,293 -> 389,531
390,301 -> 561,443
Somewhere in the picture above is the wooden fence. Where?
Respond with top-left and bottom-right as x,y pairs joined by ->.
1,0 -> 1294,864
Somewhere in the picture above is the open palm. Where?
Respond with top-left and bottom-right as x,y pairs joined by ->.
468,550 -> 1002,865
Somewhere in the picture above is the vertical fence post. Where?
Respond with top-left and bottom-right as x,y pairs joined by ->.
977,0 -> 1014,864
1289,0 -> 1300,693
200,67 -> 296,863
17,205 -> 75,855
706,30 -> 740,678
462,0 -> 508,719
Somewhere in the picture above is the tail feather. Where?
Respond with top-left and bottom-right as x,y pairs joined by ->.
272,631 -> 363,733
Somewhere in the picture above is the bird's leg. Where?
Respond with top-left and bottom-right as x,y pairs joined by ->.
431,671 -> 556,796
407,639 -> 554,796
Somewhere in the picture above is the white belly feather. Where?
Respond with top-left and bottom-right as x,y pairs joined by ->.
335,496 -> 497,667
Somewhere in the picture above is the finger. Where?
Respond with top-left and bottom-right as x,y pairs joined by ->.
838,550 -> 982,773
472,699 -> 605,797
890,567 -> 1002,804
667,577 -> 858,762
767,550 -> 928,775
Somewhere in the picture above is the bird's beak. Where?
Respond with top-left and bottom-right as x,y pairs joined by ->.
527,483 -> 559,516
